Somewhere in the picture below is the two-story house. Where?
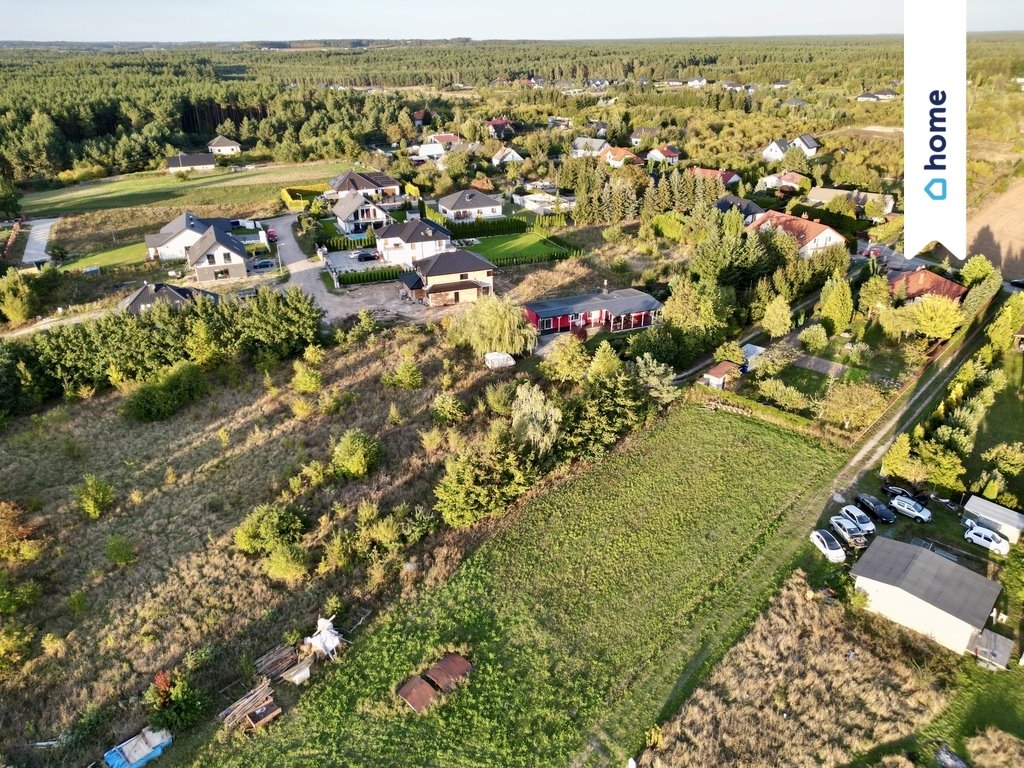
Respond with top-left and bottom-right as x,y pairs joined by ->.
186,226 -> 249,282
571,137 -> 609,158
326,170 -> 403,208
377,219 -> 453,267
437,190 -> 504,222
399,249 -> 496,307
332,195 -> 393,235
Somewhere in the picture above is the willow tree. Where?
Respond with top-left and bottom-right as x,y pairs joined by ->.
454,295 -> 537,357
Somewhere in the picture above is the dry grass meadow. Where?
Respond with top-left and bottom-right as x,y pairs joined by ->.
967,178 -> 1024,281
0,322 -> 500,764
967,727 -> 1024,768
639,572 -> 951,768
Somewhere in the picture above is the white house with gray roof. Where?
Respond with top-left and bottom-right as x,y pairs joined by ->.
166,152 -> 215,174
851,537 -> 1007,663
377,219 -> 453,267
332,195 -> 392,235
571,137 -> 609,158
437,190 -> 504,222
207,135 -> 241,155
145,212 -> 249,282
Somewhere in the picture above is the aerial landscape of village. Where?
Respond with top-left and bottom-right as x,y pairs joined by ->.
1,2 -> 1024,767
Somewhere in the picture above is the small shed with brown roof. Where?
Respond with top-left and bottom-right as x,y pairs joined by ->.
888,267 -> 968,303
397,676 -> 438,713
702,361 -> 740,390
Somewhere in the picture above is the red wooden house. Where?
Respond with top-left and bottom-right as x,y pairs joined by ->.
523,287 -> 663,335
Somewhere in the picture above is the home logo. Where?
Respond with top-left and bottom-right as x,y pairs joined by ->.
904,0 -> 966,260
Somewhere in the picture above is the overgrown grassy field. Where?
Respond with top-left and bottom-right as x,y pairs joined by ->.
640,572 -> 951,768
471,232 -> 567,262
22,160 -> 354,217
170,406 -> 844,768
0,324 -> 498,765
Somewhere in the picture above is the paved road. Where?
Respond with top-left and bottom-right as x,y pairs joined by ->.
22,217 -> 59,263
266,213 -> 353,321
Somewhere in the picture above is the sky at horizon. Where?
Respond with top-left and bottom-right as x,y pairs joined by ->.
4,0 -> 1024,42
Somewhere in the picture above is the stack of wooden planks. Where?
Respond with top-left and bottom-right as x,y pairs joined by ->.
218,678 -> 274,729
254,644 -> 298,682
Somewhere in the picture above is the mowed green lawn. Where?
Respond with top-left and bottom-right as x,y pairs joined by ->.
472,232 -> 566,261
21,160 -> 355,217
59,241 -> 147,270
172,406 -> 843,768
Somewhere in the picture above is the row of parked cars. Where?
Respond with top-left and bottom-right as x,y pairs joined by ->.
810,480 -> 1012,564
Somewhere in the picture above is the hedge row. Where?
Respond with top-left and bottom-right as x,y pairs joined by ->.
420,202 -> 530,237
316,231 -> 377,252
281,185 -> 330,212
336,266 -> 411,285
488,248 -> 582,267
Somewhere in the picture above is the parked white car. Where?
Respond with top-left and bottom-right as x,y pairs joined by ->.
890,496 -> 932,523
838,504 -> 876,535
810,529 -> 847,563
829,516 -> 869,550
964,522 -> 1010,555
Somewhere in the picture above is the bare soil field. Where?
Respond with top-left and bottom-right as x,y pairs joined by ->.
967,177 -> 1024,280
639,572 -> 950,768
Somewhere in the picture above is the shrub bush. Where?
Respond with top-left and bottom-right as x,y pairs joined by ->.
431,393 -> 465,425
331,429 -> 384,479
233,504 -> 304,555
74,474 -> 115,519
290,360 -> 322,394
104,534 -> 135,565
123,361 -> 209,422
262,544 -> 308,584
798,325 -> 829,354
144,670 -> 208,732
381,358 -> 423,389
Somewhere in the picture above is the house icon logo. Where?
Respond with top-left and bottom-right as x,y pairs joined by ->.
925,178 -> 947,201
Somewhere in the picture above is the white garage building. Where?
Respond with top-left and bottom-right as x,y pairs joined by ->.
851,537 -> 1002,656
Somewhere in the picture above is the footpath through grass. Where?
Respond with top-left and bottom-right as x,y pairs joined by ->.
172,405 -> 843,768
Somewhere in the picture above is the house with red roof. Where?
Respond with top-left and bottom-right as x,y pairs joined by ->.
888,268 -> 968,303
487,117 -> 517,139
647,145 -> 681,165
690,167 -> 741,187
598,146 -> 642,168
744,211 -> 847,257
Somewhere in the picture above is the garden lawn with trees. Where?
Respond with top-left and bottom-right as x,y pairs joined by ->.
171,405 -> 844,768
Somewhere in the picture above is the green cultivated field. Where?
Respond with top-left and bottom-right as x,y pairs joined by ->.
173,406 -> 843,768
472,232 -> 566,261
21,160 -> 355,217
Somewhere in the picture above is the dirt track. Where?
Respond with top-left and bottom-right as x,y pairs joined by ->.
968,177 -> 1024,280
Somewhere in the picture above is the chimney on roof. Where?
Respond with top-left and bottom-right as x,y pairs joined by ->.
603,279 -> 609,295
801,213 -> 809,219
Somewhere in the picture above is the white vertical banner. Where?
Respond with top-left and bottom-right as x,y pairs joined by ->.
904,0 -> 967,260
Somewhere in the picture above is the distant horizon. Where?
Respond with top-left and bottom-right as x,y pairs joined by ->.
4,0 -> 1022,43
3,31 -> 1024,46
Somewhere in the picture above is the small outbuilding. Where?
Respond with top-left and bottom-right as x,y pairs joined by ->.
963,495 -> 1024,544
423,653 -> 474,692
851,537 -> 1003,656
701,361 -> 740,390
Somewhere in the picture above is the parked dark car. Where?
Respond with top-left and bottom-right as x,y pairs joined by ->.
881,479 -> 929,504
855,493 -> 897,524
356,252 -> 378,262
252,259 -> 275,271
1009,278 -> 1024,289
